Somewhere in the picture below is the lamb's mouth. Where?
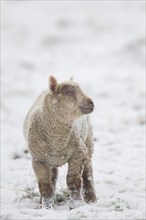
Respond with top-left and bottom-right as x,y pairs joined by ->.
80,106 -> 94,114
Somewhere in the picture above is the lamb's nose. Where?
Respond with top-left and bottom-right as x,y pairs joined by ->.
86,99 -> 94,109
88,99 -> 94,107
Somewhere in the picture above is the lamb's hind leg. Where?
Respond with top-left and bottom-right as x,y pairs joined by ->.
83,125 -> 97,203
82,160 -> 97,203
32,160 -> 54,209
51,167 -> 58,191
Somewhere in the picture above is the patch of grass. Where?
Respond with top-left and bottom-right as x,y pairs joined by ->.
112,197 -> 126,212
19,187 -> 39,200
55,188 -> 70,203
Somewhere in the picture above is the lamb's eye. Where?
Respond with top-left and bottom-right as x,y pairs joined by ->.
65,89 -> 72,95
62,86 -> 74,96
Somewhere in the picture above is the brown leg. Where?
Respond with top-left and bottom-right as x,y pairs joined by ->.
67,156 -> 84,209
82,160 -> 97,203
32,160 -> 54,208
67,173 -> 82,200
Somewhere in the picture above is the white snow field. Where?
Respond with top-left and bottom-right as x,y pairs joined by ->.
1,1 -> 145,219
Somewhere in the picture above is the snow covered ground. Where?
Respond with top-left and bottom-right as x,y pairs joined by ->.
1,1 -> 145,219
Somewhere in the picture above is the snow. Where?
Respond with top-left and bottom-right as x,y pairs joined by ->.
1,1 -> 145,219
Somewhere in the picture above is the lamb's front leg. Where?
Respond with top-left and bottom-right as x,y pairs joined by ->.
67,155 -> 84,209
32,160 -> 54,209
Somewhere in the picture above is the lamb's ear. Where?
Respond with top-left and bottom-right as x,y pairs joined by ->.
49,76 -> 58,93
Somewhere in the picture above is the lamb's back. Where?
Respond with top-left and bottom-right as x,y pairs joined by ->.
23,90 -> 48,141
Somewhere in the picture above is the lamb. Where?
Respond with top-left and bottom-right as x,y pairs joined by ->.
23,76 -> 97,209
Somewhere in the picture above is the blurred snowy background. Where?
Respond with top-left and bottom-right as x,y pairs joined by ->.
1,1 -> 145,219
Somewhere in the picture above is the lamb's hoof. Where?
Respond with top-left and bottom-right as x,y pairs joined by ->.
69,199 -> 85,210
41,197 -> 54,209
84,194 -> 97,204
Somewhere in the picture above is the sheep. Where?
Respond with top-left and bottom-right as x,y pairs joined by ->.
23,76 -> 97,209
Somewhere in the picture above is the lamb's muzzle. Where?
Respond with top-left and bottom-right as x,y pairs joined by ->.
79,98 -> 94,114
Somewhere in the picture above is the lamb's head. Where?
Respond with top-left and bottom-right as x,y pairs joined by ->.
48,76 -> 94,121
